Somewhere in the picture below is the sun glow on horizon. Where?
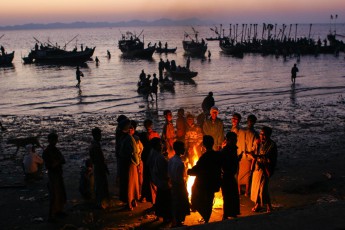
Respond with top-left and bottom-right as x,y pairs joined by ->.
1,0 -> 345,26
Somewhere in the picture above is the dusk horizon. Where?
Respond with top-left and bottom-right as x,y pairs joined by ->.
2,0 -> 345,27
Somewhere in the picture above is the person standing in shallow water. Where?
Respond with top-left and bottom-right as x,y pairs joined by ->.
75,66 -> 84,87
291,63 -> 299,84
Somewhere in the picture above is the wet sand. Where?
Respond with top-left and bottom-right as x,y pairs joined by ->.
0,94 -> 345,229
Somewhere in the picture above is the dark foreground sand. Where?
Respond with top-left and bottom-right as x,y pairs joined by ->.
0,95 -> 345,229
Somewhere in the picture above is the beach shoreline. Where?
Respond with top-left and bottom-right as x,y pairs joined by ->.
0,94 -> 345,229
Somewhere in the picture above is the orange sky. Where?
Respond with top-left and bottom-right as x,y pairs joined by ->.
1,0 -> 344,26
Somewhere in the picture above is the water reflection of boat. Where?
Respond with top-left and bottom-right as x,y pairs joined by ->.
0,51 -> 15,65
183,27 -> 207,56
118,31 -> 155,58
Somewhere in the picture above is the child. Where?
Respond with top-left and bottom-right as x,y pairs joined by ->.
23,144 -> 43,180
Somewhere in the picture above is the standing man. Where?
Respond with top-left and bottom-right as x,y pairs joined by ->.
186,56 -> 191,69
42,133 -> 67,222
187,135 -> 222,223
158,58 -> 165,81
89,127 -> 110,209
291,63 -> 299,84
238,114 -> 258,197
203,106 -> 224,151
201,92 -> 215,117
75,66 -> 84,87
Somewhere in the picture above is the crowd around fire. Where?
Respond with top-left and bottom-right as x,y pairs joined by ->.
24,91 -> 278,227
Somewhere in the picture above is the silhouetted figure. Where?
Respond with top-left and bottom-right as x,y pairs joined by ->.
291,63 -> 299,84
165,42 -> 168,49
158,41 -> 162,49
107,50 -> 111,59
168,141 -> 190,227
151,73 -> 159,101
89,127 -> 110,209
76,66 -> 84,87
0,46 -> 5,55
186,56 -> 191,69
201,91 -> 215,115
220,132 -> 240,219
42,132 -> 67,222
208,50 -> 211,60
187,135 -> 222,223
139,69 -> 146,83
95,56 -> 100,66
158,59 -> 165,81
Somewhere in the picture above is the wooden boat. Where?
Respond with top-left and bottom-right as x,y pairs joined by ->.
23,45 -> 95,64
183,28 -> 207,56
169,69 -> 198,79
219,38 -> 244,57
0,51 -> 15,65
155,47 -> 177,53
118,31 -> 155,58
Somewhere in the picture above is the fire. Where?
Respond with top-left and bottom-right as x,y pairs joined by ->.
186,146 -> 198,200
186,146 -> 224,208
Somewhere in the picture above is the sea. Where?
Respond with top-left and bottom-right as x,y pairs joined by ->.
0,24 -> 345,119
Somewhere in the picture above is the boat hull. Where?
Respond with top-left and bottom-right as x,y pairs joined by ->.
26,47 -> 95,64
182,41 -> 207,56
0,51 -> 15,65
155,47 -> 177,53
169,70 -> 198,79
121,46 -> 155,58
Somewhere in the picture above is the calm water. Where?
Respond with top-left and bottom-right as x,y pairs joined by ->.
0,24 -> 345,116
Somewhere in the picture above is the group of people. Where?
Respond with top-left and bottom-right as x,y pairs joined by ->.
17,91 -> 277,226
110,92 -> 278,225
138,70 -> 159,101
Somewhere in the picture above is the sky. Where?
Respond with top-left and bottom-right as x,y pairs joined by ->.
1,0 -> 345,26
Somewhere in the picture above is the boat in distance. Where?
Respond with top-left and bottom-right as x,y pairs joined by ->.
0,51 -> 15,65
183,28 -> 207,56
118,31 -> 155,58
155,47 -> 177,53
23,45 -> 95,64
168,68 -> 198,79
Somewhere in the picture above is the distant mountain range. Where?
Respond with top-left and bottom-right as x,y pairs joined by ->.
0,18 -> 217,30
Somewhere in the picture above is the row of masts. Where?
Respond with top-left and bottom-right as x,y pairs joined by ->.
214,23 -> 318,44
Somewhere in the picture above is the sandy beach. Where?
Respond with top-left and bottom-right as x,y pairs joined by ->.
0,93 -> 345,229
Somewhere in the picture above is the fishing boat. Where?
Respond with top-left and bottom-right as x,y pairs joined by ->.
23,36 -> 95,64
219,38 -> 244,57
0,51 -> 15,65
118,31 -> 155,58
155,47 -> 177,53
0,35 -> 15,65
182,27 -> 207,56
23,46 -> 95,64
